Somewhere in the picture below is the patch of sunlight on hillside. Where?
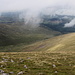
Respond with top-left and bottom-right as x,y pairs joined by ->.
47,44 -> 65,52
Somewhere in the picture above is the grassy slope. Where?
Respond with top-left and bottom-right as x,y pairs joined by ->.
1,32 -> 75,52
0,23 -> 61,46
0,52 -> 75,75
17,33 -> 75,52
0,23 -> 61,51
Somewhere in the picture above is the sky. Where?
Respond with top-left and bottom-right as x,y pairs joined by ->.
0,0 -> 75,12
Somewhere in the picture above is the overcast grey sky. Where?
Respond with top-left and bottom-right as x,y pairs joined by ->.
1,0 -> 75,27
0,0 -> 75,12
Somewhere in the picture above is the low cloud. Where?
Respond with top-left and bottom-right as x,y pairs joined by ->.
64,18 -> 75,27
1,0 -> 75,28
20,10 -> 43,28
0,0 -> 75,12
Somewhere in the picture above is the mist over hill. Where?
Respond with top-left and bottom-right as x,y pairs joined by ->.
1,7 -> 75,47
0,11 -> 62,46
1,1 -> 75,75
0,1 -> 75,49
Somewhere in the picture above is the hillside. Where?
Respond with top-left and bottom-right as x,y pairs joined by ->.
1,11 -> 75,52
0,12 -> 62,46
1,33 -> 75,52
0,22 -> 61,46
17,33 -> 75,52
41,14 -> 75,33
1,11 -> 75,47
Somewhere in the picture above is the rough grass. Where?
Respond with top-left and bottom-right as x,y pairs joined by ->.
0,52 -> 75,75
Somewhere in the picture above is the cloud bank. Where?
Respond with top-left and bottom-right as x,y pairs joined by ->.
0,0 -> 75,12
64,19 -> 75,27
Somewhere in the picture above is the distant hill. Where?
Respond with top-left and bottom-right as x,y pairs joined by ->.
41,14 -> 75,33
1,11 -> 75,52
0,12 -> 62,46
0,22 -> 61,46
